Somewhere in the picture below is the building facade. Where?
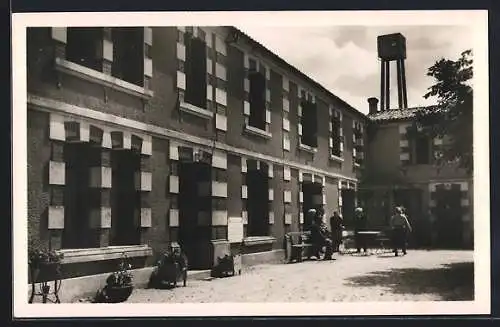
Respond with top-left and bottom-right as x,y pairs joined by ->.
27,26 -> 368,281
362,99 -> 473,249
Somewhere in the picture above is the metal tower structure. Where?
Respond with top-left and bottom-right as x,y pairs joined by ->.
377,33 -> 408,110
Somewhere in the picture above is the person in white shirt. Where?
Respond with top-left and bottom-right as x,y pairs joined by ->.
390,206 -> 412,256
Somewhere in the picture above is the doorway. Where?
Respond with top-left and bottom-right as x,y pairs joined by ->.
110,150 -> 141,246
393,188 -> 424,247
341,189 -> 356,228
178,161 -> 212,269
434,186 -> 463,248
302,182 -> 323,230
63,143 -> 91,249
246,166 -> 269,236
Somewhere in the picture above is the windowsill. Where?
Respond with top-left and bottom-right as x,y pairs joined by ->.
179,102 -> 214,119
54,57 -> 154,100
299,143 -> 318,154
56,245 -> 153,264
329,154 -> 344,162
244,125 -> 272,139
243,236 -> 276,246
353,162 -> 362,169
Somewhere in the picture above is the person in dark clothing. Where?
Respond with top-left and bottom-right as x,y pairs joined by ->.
309,209 -> 334,260
330,211 -> 344,253
390,206 -> 412,256
353,207 -> 368,254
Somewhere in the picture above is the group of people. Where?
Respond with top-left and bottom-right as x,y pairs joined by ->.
306,205 -> 413,259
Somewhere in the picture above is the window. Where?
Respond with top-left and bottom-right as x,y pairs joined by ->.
248,70 -> 267,130
415,134 -> 431,164
243,56 -> 271,137
112,27 -> 145,87
63,143 -> 92,249
300,96 -> 318,148
246,161 -> 269,236
353,121 -> 364,165
184,32 -> 208,109
331,110 -> 343,157
66,28 -> 102,71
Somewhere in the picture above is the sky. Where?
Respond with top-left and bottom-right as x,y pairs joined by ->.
235,25 -> 474,115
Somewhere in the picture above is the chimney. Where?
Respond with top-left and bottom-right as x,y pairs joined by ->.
368,97 -> 379,114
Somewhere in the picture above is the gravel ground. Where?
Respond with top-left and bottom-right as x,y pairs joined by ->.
126,250 -> 474,303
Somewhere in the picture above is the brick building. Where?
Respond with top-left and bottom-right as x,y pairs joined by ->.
27,26 -> 367,282
362,99 -> 473,249
26,26 -> 472,295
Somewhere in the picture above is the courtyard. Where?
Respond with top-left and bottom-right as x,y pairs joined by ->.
126,250 -> 474,303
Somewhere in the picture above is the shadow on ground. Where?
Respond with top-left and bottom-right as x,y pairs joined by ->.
344,262 -> 474,301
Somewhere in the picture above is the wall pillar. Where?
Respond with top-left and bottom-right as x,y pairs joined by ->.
211,149 -> 228,240
134,135 -> 153,245
88,127 -> 112,247
168,141 -> 180,247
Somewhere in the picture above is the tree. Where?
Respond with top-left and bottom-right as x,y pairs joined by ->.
414,49 -> 473,173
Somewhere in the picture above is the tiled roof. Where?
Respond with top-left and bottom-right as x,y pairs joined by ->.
367,106 -> 438,122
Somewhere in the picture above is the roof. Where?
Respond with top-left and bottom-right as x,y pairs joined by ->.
230,27 -> 367,121
367,106 -> 437,122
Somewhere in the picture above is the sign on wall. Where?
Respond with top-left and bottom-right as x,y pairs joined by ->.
228,216 -> 244,243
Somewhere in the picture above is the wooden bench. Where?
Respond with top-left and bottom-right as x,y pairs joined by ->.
284,231 -> 316,263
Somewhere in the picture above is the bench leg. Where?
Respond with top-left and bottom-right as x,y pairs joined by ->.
297,248 -> 303,262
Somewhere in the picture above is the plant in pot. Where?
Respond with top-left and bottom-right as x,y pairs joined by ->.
28,241 -> 64,303
94,253 -> 134,303
28,242 -> 64,283
149,247 -> 188,289
210,254 -> 236,278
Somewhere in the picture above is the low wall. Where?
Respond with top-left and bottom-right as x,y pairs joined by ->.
27,249 -> 286,303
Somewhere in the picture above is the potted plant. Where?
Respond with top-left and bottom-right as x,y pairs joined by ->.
94,253 -> 134,303
149,248 -> 187,289
210,254 -> 236,278
28,241 -> 64,283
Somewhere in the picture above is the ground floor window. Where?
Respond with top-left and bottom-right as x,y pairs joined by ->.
246,161 -> 269,236
110,149 -> 141,246
63,142 -> 92,249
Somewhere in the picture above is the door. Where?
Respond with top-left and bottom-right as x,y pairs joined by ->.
302,182 -> 323,230
111,150 -> 141,246
178,161 -> 212,269
341,189 -> 356,228
434,185 -> 463,248
247,167 -> 269,236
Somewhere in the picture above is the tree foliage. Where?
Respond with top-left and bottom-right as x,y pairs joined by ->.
415,49 -> 473,173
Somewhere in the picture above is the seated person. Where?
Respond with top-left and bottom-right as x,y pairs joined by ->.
309,209 -> 334,260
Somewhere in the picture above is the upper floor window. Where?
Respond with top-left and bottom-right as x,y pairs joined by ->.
414,133 -> 431,164
61,27 -> 147,88
243,55 -> 272,137
112,28 -> 145,87
182,29 -> 208,109
66,28 -> 102,72
330,109 -> 343,157
300,92 -> 318,148
353,120 -> 364,165
248,60 -> 267,130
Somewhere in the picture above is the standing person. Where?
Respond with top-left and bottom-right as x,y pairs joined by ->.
354,207 -> 368,254
330,211 -> 344,253
309,210 -> 334,260
390,207 -> 412,256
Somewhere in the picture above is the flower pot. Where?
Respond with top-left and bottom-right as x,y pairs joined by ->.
105,284 -> 133,303
30,262 -> 61,283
